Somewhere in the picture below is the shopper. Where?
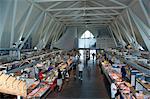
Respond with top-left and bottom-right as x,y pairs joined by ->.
111,80 -> 117,99
34,66 -> 39,80
78,61 -> 84,80
121,66 -> 126,80
38,69 -> 43,82
57,69 -> 63,92
72,55 -> 77,79
92,53 -> 95,60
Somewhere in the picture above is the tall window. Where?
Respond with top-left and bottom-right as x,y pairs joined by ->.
78,30 -> 96,48
81,30 -> 94,38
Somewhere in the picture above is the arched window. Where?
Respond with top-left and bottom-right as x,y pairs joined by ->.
81,30 -> 94,38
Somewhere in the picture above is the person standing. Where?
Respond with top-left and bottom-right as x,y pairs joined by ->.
121,66 -> 126,80
92,53 -> 95,60
34,66 -> 39,80
38,69 -> 43,82
111,80 -> 117,99
72,55 -> 77,79
78,62 -> 84,80
57,69 -> 63,91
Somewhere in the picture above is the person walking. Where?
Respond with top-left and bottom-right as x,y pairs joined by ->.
72,55 -> 77,79
78,62 -> 84,80
57,69 -> 63,91
38,69 -> 43,82
111,80 -> 117,99
121,66 -> 126,80
92,53 -> 95,60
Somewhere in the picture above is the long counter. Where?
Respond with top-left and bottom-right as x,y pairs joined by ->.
104,50 -> 150,99
101,61 -> 137,99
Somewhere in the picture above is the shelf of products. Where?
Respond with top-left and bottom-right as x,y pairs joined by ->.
0,71 -> 27,97
0,50 -> 74,98
101,61 -> 136,99
105,49 -> 150,99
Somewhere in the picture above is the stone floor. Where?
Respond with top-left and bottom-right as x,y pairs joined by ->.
46,60 -> 110,99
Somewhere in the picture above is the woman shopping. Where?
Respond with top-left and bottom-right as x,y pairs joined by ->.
57,69 -> 63,92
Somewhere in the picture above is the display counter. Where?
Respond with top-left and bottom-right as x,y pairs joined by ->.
136,79 -> 150,91
101,61 -> 136,99
105,49 -> 150,99
0,50 -> 75,98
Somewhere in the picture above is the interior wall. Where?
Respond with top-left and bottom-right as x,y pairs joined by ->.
53,26 -> 116,50
53,27 -> 77,50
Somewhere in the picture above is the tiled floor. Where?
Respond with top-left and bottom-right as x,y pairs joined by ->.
46,60 -> 110,99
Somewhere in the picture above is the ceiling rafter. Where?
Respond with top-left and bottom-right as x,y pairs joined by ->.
53,1 -> 80,16
65,24 -> 108,27
46,6 -> 127,11
109,0 -> 127,7
55,13 -> 119,17
33,0 -> 86,2
62,21 -> 111,23
83,1 -> 116,19
65,23 -> 108,25
56,10 -> 82,20
90,0 -> 120,13
59,18 -> 113,21
46,2 -> 62,10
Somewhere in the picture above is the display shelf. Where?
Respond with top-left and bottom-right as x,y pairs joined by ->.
0,72 -> 27,97
105,50 -> 150,98
136,79 -> 150,92
0,50 -> 62,70
125,60 -> 150,75
6,61 -> 38,74
33,85 -> 49,98
101,61 -> 137,99
106,51 -> 150,76
135,60 -> 150,70
0,50 -> 73,98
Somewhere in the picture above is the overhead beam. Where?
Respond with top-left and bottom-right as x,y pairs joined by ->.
108,26 -> 118,46
65,24 -> 108,27
50,23 -> 61,43
64,23 -> 109,25
126,9 -> 137,43
109,0 -> 127,7
90,0 -> 119,13
46,2 -> 62,10
43,22 -> 58,48
129,9 -> 150,51
19,4 -> 33,41
52,24 -> 63,42
63,21 -> 111,24
46,6 -> 127,11
86,2 -> 117,18
111,24 -> 123,44
110,0 -> 137,27
55,13 -> 119,17
39,13 -> 47,40
139,0 -> 150,27
59,18 -> 113,21
34,0 -> 85,2
115,21 -> 126,46
10,0 -> 18,48
57,11 -> 81,20
89,10 -> 115,18
53,1 -> 79,16
27,0 -> 63,25
19,12 -> 44,49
